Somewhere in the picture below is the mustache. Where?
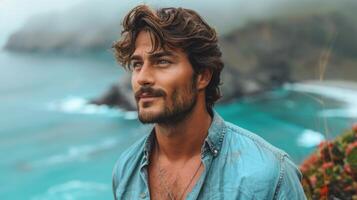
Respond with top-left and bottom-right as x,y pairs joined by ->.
134,85 -> 166,100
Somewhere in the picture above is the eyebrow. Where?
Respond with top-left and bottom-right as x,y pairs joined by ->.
130,50 -> 178,61
150,51 -> 177,59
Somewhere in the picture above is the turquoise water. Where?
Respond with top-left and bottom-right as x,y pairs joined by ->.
0,50 -> 356,200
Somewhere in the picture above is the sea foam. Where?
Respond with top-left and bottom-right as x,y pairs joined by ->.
46,96 -> 137,119
31,180 -> 109,200
297,129 -> 325,147
30,138 -> 118,168
284,82 -> 357,118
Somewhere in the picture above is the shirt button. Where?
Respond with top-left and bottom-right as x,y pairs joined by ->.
140,192 -> 147,199
213,149 -> 218,155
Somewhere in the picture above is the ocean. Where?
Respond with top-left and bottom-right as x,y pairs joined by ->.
0,50 -> 356,199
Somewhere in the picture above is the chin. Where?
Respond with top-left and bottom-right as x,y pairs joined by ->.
137,108 -> 163,124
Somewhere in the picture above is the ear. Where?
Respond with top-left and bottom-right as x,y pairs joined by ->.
196,68 -> 213,91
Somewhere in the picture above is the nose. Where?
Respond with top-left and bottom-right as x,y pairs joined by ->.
134,63 -> 155,86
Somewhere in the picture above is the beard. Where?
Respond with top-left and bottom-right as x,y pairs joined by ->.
136,76 -> 198,125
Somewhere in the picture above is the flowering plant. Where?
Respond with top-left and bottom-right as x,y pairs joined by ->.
300,124 -> 357,200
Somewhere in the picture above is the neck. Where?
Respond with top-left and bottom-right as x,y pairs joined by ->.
154,103 -> 212,162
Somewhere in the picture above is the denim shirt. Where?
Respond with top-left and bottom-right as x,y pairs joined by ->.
112,111 -> 307,200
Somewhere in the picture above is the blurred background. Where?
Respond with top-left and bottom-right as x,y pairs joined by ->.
1,0 -> 356,199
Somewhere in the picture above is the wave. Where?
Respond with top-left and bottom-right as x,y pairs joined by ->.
46,96 -> 137,119
284,82 -> 357,118
297,129 -> 325,147
30,138 -> 118,168
31,180 -> 109,200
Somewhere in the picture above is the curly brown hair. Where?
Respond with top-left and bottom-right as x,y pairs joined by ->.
112,5 -> 224,112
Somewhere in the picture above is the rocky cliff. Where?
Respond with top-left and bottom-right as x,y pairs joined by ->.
91,11 -> 357,110
4,2 -> 357,110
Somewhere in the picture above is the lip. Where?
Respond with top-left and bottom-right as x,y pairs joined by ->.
139,96 -> 159,102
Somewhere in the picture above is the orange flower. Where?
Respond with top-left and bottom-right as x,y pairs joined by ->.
309,154 -> 318,164
322,162 -> 333,169
320,185 -> 329,196
344,164 -> 351,174
346,141 -> 357,155
318,141 -> 327,149
310,175 -> 317,186
352,123 -> 357,132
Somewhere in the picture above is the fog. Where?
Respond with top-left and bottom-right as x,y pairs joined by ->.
2,0 -> 355,52
0,0 -> 83,46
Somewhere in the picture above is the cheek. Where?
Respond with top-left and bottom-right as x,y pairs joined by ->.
131,75 -> 138,91
163,74 -> 194,95
167,84 -> 189,103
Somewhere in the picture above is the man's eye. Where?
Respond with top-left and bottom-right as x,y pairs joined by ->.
157,59 -> 171,66
131,62 -> 142,69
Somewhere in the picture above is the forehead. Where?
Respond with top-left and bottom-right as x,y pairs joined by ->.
132,31 -> 185,58
134,31 -> 154,52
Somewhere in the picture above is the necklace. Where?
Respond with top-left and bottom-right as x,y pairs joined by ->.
155,141 -> 203,200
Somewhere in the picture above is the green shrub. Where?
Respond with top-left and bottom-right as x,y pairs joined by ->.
300,124 -> 357,200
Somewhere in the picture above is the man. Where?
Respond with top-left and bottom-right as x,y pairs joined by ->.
112,5 -> 307,200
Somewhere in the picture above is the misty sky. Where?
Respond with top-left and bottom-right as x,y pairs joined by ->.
0,0 -> 347,47
0,0 -> 83,46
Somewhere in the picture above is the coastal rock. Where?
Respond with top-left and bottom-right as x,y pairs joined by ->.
90,75 -> 136,110
220,12 -> 357,82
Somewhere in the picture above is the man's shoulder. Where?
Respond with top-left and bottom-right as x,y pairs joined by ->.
221,120 -> 292,179
223,120 -> 288,159
219,120 -> 304,198
222,119 -> 302,178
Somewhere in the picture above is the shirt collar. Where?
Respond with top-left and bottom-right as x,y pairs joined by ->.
142,110 -> 227,164
142,126 -> 155,162
203,110 -> 226,157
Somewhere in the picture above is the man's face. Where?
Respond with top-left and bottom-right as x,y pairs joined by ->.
131,31 -> 198,124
